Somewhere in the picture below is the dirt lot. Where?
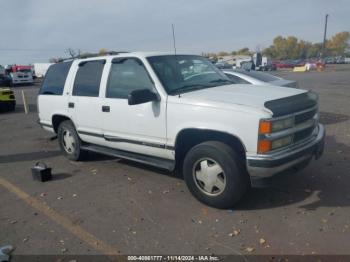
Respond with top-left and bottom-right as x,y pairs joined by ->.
0,65 -> 350,258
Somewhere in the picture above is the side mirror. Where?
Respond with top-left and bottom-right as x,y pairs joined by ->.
128,89 -> 159,105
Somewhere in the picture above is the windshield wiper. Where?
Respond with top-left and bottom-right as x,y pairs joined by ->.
169,84 -> 210,95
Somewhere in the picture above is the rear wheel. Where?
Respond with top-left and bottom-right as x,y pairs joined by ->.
57,120 -> 86,161
183,141 -> 249,209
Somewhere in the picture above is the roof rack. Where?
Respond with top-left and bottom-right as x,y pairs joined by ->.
57,51 -> 129,62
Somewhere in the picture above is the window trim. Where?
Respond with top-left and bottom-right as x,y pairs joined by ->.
105,57 -> 157,99
72,59 -> 106,97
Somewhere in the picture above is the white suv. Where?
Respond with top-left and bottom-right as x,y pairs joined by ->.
38,52 -> 325,208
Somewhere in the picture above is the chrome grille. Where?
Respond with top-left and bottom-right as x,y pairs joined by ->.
259,106 -> 319,153
294,126 -> 315,143
292,106 -> 318,144
295,108 -> 317,125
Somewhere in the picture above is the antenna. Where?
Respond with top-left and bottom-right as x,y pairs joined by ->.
171,24 -> 177,55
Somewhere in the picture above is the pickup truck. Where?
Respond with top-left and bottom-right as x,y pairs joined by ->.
38,52 -> 325,208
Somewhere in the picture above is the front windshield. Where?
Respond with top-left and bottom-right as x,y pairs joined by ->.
147,55 -> 232,95
18,69 -> 32,73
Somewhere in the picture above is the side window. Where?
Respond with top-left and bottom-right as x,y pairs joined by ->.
72,60 -> 105,97
106,58 -> 154,99
39,62 -> 72,95
225,73 -> 250,84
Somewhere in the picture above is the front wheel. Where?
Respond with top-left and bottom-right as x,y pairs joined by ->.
57,120 -> 86,161
183,141 -> 249,209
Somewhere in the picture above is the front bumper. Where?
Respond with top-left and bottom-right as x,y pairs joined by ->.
246,123 -> 325,178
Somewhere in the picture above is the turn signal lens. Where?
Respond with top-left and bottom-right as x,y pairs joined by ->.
259,121 -> 272,134
257,140 -> 271,153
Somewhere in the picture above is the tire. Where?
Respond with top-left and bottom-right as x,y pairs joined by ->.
57,120 -> 86,161
183,141 -> 249,209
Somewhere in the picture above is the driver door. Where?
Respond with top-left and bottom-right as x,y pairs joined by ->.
99,57 -> 169,159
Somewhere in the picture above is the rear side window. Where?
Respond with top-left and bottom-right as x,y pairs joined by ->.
39,62 -> 72,95
73,60 -> 105,97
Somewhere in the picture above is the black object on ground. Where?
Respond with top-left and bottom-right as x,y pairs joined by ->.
31,162 -> 52,182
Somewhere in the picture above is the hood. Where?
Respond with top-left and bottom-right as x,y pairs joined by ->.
175,84 -> 307,112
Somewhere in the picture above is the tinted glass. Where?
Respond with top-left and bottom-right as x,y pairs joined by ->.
225,73 -> 250,84
39,62 -> 72,95
147,55 -> 231,95
235,70 -> 280,82
106,58 -> 154,99
73,60 -> 105,97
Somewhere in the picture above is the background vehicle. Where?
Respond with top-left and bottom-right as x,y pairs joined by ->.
223,69 -> 299,88
38,53 -> 324,208
214,61 -> 232,69
32,63 -> 53,78
0,65 -> 5,77
5,65 -> 34,86
0,88 -> 16,111
0,65 -> 13,86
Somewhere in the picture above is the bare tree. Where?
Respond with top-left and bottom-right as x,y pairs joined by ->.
65,48 -> 77,58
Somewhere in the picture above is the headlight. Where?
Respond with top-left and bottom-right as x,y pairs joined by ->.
258,117 -> 295,153
259,117 -> 294,134
271,135 -> 293,149
271,117 -> 294,132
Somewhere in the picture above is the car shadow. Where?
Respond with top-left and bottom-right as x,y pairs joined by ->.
84,151 -> 118,162
0,150 -> 61,164
51,172 -> 73,181
93,135 -> 350,211
320,111 -> 350,125
236,135 -> 350,211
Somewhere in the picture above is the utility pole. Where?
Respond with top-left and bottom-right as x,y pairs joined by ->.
322,14 -> 329,57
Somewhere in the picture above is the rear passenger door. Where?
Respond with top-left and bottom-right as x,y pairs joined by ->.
69,59 -> 106,144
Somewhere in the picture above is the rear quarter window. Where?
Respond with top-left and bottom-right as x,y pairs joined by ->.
39,62 -> 72,95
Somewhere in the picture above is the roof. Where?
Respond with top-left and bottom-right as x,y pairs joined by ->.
59,51 -> 197,62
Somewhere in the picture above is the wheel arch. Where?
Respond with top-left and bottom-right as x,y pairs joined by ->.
174,128 -> 247,169
52,114 -> 74,133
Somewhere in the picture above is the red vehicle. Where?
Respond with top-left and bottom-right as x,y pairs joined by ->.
273,60 -> 295,69
5,65 -> 34,86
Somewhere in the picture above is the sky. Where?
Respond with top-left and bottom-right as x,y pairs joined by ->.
0,0 -> 349,65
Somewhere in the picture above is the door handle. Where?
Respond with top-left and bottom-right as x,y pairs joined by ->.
102,105 -> 110,112
68,102 -> 74,108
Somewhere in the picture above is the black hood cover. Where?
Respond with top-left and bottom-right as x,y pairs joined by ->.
264,91 -> 318,117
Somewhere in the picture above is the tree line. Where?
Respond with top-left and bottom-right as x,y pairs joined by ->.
204,31 -> 350,60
